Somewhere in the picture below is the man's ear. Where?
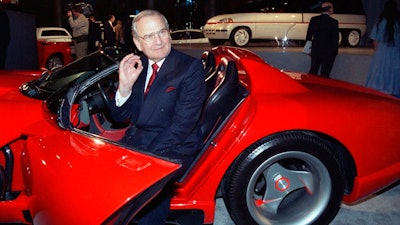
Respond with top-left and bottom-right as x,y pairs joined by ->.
133,38 -> 142,52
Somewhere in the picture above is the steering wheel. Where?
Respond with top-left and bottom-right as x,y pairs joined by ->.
97,82 -> 112,106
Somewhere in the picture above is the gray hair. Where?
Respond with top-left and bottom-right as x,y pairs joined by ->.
132,10 -> 169,38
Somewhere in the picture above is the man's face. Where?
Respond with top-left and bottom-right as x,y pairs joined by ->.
133,15 -> 171,62
72,9 -> 78,17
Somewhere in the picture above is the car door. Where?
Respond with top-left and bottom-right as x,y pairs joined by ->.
26,60 -> 181,224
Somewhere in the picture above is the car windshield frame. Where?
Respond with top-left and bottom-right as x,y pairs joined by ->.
19,51 -> 117,103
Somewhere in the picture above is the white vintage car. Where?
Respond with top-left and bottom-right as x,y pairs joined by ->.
203,0 -> 366,47
171,29 -> 209,44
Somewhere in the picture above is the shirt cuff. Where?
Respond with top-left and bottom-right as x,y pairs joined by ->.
115,89 -> 131,107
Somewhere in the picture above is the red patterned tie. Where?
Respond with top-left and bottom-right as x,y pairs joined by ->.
145,63 -> 158,95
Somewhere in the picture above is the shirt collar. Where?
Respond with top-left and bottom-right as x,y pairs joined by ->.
148,58 -> 166,70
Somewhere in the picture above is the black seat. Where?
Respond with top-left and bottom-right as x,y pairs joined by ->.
201,51 -> 218,97
0,165 -> 5,200
179,57 -> 248,181
201,51 -> 216,79
201,58 -> 242,143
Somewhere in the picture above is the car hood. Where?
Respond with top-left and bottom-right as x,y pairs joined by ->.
0,73 -> 45,146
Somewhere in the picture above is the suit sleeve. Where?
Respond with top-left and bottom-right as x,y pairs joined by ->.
306,18 -> 315,41
332,19 -> 339,54
68,15 -> 89,36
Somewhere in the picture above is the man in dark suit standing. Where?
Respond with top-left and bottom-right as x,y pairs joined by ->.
306,1 -> 339,78
87,15 -> 102,54
109,9 -> 206,225
103,14 -> 116,47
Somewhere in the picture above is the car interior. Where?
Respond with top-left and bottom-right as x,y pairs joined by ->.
71,51 -> 249,177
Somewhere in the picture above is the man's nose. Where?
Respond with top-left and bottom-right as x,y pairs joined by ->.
153,33 -> 162,44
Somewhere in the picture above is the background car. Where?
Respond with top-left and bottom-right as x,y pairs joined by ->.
0,46 -> 399,225
36,27 -> 73,70
170,29 -> 209,44
203,0 -> 366,47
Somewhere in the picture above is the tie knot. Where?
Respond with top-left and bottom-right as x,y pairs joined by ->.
152,63 -> 159,72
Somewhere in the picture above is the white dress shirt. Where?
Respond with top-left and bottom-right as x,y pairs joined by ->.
115,59 -> 165,106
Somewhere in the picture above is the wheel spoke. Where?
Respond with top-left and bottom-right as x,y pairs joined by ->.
233,29 -> 249,46
255,162 -> 314,215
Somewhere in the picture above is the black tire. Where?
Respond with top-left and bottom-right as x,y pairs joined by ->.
46,54 -> 63,70
208,39 -> 225,46
338,31 -> 343,46
344,30 -> 361,47
229,27 -> 251,47
222,132 -> 344,225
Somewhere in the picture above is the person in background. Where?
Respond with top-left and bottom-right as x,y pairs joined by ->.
366,0 -> 400,98
306,1 -> 339,78
109,9 -> 206,225
0,5 -> 10,69
114,19 -> 125,47
103,14 -> 116,48
87,15 -> 102,54
67,4 -> 89,59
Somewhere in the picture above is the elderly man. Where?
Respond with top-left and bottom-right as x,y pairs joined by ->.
109,9 -> 206,225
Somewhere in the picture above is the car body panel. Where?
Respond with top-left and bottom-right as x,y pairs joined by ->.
171,47 -> 399,223
0,68 -> 180,224
1,123 -> 180,224
21,131 -> 179,224
1,47 -> 399,224
0,71 -> 44,146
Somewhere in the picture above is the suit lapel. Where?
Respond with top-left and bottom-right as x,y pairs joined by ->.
137,49 -> 178,122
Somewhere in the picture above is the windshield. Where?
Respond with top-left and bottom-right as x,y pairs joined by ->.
19,52 -> 116,100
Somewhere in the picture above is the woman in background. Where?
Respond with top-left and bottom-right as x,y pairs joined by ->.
366,0 -> 400,98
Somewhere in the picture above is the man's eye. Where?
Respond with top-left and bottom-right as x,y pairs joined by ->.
143,35 -> 151,40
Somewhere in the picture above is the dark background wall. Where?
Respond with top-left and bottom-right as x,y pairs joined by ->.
1,0 -> 398,69
3,10 -> 37,69
6,0 -> 395,35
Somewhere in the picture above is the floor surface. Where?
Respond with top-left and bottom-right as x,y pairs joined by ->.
213,182 -> 400,225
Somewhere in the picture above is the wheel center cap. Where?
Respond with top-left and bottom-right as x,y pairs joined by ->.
274,175 -> 290,192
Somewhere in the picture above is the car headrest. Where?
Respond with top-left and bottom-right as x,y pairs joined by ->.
201,58 -> 239,142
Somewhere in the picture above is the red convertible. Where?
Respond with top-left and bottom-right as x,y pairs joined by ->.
0,46 -> 399,225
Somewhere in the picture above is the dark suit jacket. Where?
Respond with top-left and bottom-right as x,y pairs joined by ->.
88,20 -> 101,53
110,48 -> 206,161
103,21 -> 116,47
306,14 -> 339,57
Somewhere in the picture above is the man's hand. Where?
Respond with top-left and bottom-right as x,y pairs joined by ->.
118,53 -> 143,97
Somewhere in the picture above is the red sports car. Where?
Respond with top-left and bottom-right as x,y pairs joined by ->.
0,46 -> 399,225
